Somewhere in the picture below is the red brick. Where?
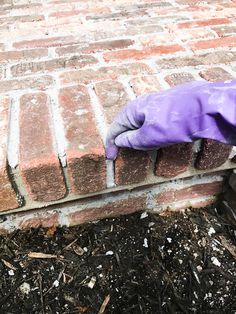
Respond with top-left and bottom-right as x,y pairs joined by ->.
11,55 -> 98,77
197,67 -> 233,171
19,212 -> 59,229
195,140 -> 231,170
0,48 -> 48,63
13,36 -> 78,49
56,39 -> 135,56
155,143 -> 193,178
190,36 -> 236,51
157,51 -> 236,69
95,80 -> 150,185
61,63 -> 152,85
164,72 -> 195,86
138,33 -> 177,47
176,28 -> 216,42
49,7 -> 110,17
0,76 -> 53,93
103,44 -> 184,61
177,18 -> 230,29
199,67 -> 234,82
19,93 -> 66,202
0,98 -> 19,212
68,195 -> 147,226
115,149 -> 151,185
156,181 -> 223,206
59,85 -> 106,194
129,76 -> 162,96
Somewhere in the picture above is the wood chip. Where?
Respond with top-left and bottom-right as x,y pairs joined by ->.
1,259 -> 17,271
28,252 -> 59,259
98,295 -> 110,314
219,235 -> 236,259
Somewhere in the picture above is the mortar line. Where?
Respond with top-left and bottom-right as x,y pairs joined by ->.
87,84 -> 115,188
7,96 -> 19,169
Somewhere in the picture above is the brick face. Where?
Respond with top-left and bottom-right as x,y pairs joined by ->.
155,143 -> 193,178
0,98 -> 19,211
129,76 -> 162,96
59,85 -> 106,194
68,195 -> 147,226
164,72 -> 194,86
11,55 -> 98,77
195,140 -> 231,170
155,181 -> 223,206
19,93 -> 66,202
0,76 -> 53,93
103,45 -> 184,61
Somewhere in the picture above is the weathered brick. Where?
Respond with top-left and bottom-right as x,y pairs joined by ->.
196,67 -> 233,170
19,93 -> 66,202
95,80 -> 130,124
0,76 -> 53,93
68,195 -> 147,226
59,85 -> 106,194
157,51 -> 236,69
138,33 -> 177,47
156,181 -> 223,206
199,67 -> 234,82
125,24 -> 164,35
195,140 -> 232,170
13,36 -> 78,49
0,48 -> 48,63
95,80 -> 150,185
60,63 -> 152,85
177,18 -> 230,29
212,25 -> 236,37
155,143 -> 193,178
104,44 -> 184,61
191,36 -> 236,51
164,72 -> 195,86
0,97 -> 19,211
0,14 -> 44,25
19,212 -> 59,229
176,28 -> 216,42
11,55 -> 98,77
56,39 -> 135,56
129,76 -> 162,96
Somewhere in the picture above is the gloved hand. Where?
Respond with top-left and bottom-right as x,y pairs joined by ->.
106,79 -> 236,160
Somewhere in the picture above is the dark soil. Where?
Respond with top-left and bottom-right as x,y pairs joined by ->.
0,206 -> 236,314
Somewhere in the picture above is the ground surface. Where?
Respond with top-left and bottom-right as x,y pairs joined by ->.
1,207 -> 236,313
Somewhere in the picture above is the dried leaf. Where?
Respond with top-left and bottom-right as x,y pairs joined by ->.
1,259 -> 17,271
77,306 -> 89,313
46,226 -> 57,237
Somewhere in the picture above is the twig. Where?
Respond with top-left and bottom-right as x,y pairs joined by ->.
28,252 -> 63,259
38,273 -> 45,314
98,295 -> 110,314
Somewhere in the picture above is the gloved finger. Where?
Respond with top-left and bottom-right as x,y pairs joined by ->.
115,128 -> 153,151
105,120 -> 133,160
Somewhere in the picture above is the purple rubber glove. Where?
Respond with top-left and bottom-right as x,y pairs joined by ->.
106,79 -> 236,160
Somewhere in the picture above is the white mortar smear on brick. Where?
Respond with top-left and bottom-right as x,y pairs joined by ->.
7,97 -> 19,168
48,77 -> 67,167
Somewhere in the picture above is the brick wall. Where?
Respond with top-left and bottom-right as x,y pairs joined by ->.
0,0 -> 236,231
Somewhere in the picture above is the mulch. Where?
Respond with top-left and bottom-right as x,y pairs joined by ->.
0,205 -> 236,314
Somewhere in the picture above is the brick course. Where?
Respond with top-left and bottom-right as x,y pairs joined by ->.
0,0 -> 235,223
